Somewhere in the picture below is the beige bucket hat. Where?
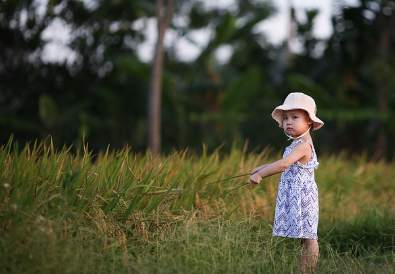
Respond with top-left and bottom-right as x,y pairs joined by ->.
271,92 -> 324,131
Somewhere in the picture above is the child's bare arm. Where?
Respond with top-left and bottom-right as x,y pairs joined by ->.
251,164 -> 268,174
248,142 -> 311,185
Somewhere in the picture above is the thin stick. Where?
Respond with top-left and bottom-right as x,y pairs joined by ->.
185,173 -> 250,192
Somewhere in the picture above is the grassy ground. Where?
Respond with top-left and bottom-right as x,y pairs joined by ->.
1,138 -> 395,273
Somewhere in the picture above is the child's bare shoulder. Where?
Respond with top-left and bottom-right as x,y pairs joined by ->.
295,141 -> 312,153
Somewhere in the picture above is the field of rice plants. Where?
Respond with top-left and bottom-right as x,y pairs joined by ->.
1,137 -> 395,273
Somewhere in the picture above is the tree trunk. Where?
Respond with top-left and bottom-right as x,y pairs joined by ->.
286,4 -> 296,66
375,1 -> 392,159
147,0 -> 174,156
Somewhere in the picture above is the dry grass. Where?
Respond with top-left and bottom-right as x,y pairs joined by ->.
1,137 -> 395,273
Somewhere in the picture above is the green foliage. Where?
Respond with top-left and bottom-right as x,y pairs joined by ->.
38,94 -> 59,129
321,208 -> 395,256
3,0 -> 395,158
0,138 -> 395,273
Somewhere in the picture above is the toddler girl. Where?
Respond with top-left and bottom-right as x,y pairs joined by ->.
248,92 -> 324,273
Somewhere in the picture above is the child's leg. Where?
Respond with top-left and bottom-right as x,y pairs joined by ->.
299,238 -> 319,273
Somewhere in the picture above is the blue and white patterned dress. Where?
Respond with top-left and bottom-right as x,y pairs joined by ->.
272,139 -> 319,239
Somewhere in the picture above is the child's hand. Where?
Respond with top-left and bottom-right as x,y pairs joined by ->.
248,173 -> 262,186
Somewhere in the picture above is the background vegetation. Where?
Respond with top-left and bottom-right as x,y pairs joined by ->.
1,0 -> 395,159
1,139 -> 395,273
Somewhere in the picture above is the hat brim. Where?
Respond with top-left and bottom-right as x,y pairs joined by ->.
271,105 -> 324,131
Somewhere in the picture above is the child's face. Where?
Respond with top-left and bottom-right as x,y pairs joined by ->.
282,109 -> 312,137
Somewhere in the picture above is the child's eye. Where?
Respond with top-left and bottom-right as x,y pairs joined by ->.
283,117 -> 287,120
293,116 -> 298,119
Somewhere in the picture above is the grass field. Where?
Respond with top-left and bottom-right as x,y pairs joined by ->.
1,137 -> 395,273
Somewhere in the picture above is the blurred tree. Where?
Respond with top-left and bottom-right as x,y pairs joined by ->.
148,0 -> 174,156
2,0 -> 395,160
375,0 -> 395,158
0,0 -> 153,150
54,0 -> 154,150
162,0 -> 276,151
0,0 -> 57,142
322,0 -> 395,159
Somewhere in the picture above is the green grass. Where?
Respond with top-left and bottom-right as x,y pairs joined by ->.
2,217 -> 394,274
1,137 -> 395,273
